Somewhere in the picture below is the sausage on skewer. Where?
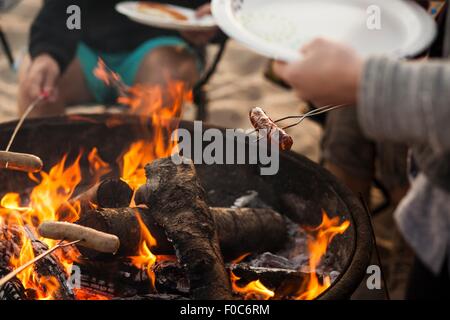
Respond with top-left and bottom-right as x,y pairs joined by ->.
249,107 -> 293,151
0,151 -> 43,173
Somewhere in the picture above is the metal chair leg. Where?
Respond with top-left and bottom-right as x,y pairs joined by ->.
193,88 -> 208,121
193,39 -> 228,121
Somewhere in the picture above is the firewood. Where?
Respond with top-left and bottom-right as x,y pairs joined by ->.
0,236 -> 27,300
229,264 -> 307,290
213,207 -> 286,258
72,178 -> 133,211
38,221 -> 120,254
0,266 -> 27,300
134,157 -> 232,300
75,206 -> 287,259
1,225 -> 74,300
23,227 -> 74,300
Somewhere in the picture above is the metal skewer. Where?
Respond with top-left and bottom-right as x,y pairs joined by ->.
249,104 -> 347,141
275,104 -> 347,130
5,94 -> 46,154
99,60 -> 131,97
0,93 -> 47,172
0,239 -> 81,288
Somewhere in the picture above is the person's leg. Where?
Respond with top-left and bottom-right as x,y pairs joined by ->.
17,55 -> 94,117
321,106 -> 375,202
376,142 -> 410,205
134,45 -> 200,88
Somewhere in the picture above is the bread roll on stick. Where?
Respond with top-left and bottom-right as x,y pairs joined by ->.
0,151 -> 43,173
38,221 -> 120,254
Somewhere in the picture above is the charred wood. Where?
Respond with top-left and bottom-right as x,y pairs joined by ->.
76,206 -> 286,260
132,157 -> 232,299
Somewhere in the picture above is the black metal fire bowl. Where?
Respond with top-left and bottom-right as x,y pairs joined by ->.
0,113 -> 372,300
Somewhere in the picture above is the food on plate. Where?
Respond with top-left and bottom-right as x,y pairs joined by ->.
138,2 -> 188,21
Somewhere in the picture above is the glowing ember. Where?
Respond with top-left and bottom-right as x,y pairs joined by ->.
73,288 -> 111,300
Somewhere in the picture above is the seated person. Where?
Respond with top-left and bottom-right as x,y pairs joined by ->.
18,0 -> 217,116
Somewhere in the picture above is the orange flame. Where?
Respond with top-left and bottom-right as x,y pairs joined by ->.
109,67 -> 192,291
129,210 -> 158,290
93,58 -> 191,193
87,147 -> 111,184
93,58 -> 121,87
294,211 -> 350,300
117,83 -> 190,191
0,154 -> 84,299
231,271 -> 275,300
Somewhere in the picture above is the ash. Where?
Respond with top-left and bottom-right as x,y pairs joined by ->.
232,190 -> 341,283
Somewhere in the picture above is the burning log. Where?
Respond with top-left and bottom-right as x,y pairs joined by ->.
0,224 -> 74,300
0,236 -> 27,300
134,157 -> 232,300
229,264 -> 307,291
213,207 -> 286,258
71,179 -> 133,211
75,206 -> 286,259
22,227 -> 74,300
0,267 -> 27,300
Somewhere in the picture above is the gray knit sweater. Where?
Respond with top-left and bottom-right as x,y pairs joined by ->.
357,14 -> 450,275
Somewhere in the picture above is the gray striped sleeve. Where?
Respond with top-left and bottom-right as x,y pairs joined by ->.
357,57 -> 450,154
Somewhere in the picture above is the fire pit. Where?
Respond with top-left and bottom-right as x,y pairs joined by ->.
0,113 -> 372,300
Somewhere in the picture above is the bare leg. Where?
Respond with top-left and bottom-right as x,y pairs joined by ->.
135,46 -> 199,87
134,45 -> 200,104
17,56 -> 94,117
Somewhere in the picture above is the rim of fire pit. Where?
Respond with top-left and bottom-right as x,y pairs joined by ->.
277,152 -> 373,300
0,113 -> 373,300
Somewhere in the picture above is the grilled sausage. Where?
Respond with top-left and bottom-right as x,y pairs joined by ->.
249,107 -> 293,151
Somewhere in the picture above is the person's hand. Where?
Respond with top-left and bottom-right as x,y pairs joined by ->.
23,54 -> 60,102
180,4 -> 218,46
273,38 -> 364,106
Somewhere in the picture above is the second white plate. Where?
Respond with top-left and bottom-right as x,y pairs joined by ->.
116,1 -> 217,31
212,0 -> 436,61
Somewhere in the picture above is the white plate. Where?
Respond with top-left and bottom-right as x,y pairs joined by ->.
212,0 -> 436,61
116,1 -> 217,31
